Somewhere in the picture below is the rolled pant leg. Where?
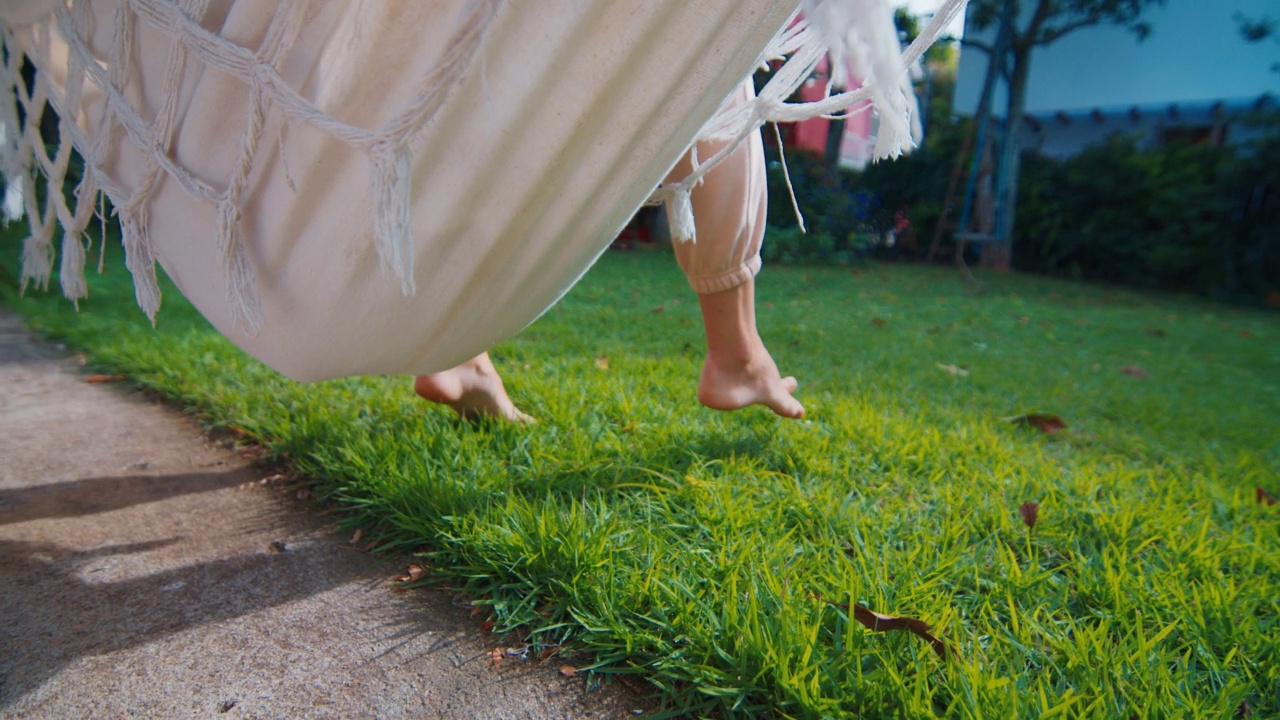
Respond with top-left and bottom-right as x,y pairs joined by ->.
666,85 -> 767,295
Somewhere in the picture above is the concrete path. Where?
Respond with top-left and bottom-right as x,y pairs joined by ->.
0,310 -> 641,719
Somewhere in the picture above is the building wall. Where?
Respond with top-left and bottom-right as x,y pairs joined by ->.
787,56 -> 878,169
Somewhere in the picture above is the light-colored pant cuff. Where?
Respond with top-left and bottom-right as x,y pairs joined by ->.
686,254 -> 762,294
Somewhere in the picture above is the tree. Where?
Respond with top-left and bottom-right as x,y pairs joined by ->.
1236,12 -> 1279,75
963,0 -> 1165,270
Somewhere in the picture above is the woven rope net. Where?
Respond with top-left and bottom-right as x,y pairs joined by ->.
1,0 -> 965,380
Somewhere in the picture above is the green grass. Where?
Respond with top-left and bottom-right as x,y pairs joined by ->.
5,223 -> 1279,718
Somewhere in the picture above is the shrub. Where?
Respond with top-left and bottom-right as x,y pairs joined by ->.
1014,120 -> 1280,302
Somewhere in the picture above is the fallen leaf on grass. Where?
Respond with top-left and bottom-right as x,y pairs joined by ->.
936,363 -> 969,377
1257,488 -> 1277,507
650,305 -> 665,315
816,597 -> 947,659
852,604 -> 947,660
870,317 -> 888,328
1005,413 -> 1067,434
1120,365 -> 1149,379
83,374 -> 124,383
559,665 -> 578,677
1019,501 -> 1040,529
595,355 -> 609,370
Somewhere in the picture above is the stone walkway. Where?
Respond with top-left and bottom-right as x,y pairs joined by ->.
0,310 -> 639,719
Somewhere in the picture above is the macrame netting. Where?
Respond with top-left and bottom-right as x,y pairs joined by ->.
1,0 -> 965,380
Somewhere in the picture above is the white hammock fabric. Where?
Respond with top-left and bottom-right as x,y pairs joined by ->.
2,0 -> 965,381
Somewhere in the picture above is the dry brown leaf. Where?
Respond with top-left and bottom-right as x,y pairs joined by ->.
1120,365 -> 1149,379
349,529 -> 364,545
84,374 -> 125,384
392,565 -> 422,583
852,604 -> 947,660
816,597 -> 947,659
488,647 -> 504,669
1257,488 -> 1277,507
936,363 -> 969,377
595,355 -> 609,370
558,665 -> 578,677
1019,501 -> 1040,529
650,305 -> 665,314
870,317 -> 888,328
1006,413 -> 1067,434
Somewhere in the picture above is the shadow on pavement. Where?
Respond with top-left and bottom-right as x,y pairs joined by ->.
0,470 -> 252,525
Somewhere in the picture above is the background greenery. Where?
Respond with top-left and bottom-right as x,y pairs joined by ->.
765,112 -> 1280,305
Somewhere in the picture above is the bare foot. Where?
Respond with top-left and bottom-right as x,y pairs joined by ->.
688,277 -> 804,419
413,353 -> 534,423
697,349 -> 805,419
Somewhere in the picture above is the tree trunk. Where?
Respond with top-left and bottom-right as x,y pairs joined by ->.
985,44 -> 1031,271
824,116 -> 846,170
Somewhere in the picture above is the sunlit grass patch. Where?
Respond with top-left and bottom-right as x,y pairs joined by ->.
4,223 -> 1278,718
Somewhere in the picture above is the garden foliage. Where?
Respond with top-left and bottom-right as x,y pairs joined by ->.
767,114 -> 1280,304
1015,121 -> 1280,302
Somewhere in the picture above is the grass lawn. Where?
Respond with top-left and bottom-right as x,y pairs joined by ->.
4,222 -> 1279,718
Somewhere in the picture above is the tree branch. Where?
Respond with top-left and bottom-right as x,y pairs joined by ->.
1022,0 -> 1056,43
959,37 -> 996,55
1035,14 -> 1103,46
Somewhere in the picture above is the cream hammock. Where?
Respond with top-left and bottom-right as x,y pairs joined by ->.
2,0 -> 964,381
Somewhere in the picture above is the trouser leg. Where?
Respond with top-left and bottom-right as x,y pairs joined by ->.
665,83 -> 767,295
